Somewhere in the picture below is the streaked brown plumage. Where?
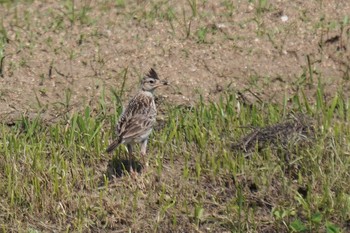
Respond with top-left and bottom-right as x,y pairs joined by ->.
106,68 -> 167,172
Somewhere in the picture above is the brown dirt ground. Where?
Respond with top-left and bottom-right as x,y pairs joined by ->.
0,0 -> 350,123
1,1 -> 350,232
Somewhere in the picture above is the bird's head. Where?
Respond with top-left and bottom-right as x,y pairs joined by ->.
141,68 -> 168,92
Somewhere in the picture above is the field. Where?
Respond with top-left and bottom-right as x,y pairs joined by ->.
0,0 -> 350,232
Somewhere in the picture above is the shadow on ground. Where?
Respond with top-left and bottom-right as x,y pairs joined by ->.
103,157 -> 143,180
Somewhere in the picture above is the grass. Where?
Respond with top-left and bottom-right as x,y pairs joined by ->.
0,0 -> 350,232
0,85 -> 350,232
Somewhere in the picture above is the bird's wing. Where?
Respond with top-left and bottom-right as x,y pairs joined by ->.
115,92 -> 155,135
106,113 -> 155,153
119,114 -> 156,141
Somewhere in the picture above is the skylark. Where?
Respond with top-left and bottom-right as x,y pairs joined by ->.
106,68 -> 168,173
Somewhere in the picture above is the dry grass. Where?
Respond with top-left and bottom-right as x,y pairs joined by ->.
1,89 -> 350,232
232,113 -> 315,154
0,1 -> 350,232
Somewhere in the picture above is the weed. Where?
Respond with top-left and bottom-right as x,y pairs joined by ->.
223,0 -> 235,17
256,0 -> 268,15
115,0 -> 125,8
1,86 -> 349,232
64,0 -> 94,26
0,1 -> 349,232
196,26 -> 208,43
187,0 -> 198,18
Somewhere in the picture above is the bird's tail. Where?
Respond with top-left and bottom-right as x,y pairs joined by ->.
106,138 -> 122,153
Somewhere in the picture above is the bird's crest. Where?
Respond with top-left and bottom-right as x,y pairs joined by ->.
146,68 -> 159,80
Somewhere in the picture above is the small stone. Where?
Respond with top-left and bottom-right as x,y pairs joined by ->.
281,15 -> 288,22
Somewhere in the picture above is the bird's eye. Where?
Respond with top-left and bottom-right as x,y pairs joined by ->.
149,80 -> 155,84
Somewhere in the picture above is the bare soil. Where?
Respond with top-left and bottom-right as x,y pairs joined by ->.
0,0 -> 349,123
0,1 -> 350,232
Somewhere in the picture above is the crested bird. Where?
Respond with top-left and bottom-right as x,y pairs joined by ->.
106,68 -> 168,173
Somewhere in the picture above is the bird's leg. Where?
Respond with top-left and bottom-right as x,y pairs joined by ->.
140,139 -> 149,171
126,144 -> 135,174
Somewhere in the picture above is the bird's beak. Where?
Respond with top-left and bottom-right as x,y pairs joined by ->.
156,80 -> 168,87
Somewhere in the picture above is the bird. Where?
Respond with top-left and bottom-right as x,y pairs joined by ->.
106,68 -> 168,174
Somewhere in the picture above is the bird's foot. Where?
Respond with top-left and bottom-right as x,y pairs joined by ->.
141,153 -> 149,173
142,162 -> 149,174
128,165 -> 138,178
